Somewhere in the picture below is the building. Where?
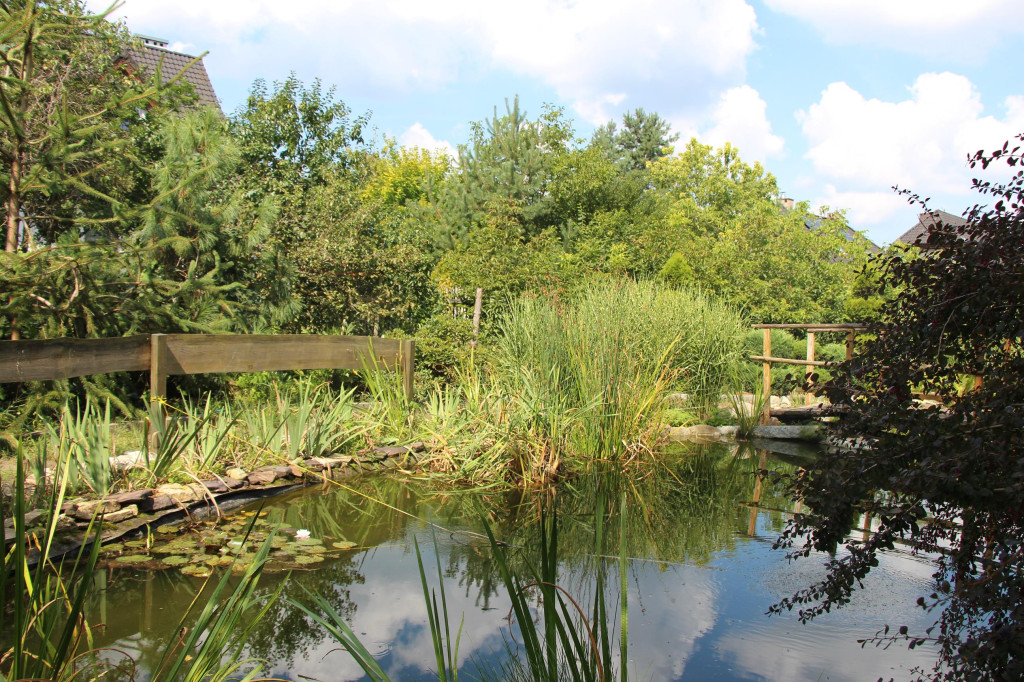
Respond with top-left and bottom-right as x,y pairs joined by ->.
123,35 -> 220,112
779,196 -> 881,253
894,209 -> 969,247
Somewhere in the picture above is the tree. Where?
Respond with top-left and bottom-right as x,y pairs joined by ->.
592,107 -> 678,171
772,135 -> 1024,679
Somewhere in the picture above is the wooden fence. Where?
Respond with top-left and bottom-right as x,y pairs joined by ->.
0,333 -> 416,408
750,323 -> 866,421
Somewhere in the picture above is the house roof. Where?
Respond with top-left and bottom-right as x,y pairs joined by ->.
125,37 -> 220,112
800,213 -> 881,253
895,210 -> 969,246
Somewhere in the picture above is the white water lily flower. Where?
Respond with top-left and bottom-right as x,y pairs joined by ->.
295,529 -> 311,540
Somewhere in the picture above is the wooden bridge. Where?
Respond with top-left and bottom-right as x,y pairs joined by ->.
750,323 -> 867,422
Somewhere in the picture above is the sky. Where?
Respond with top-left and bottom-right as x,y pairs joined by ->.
88,0 -> 1024,245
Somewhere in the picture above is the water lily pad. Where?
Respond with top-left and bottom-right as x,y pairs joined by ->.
295,538 -> 323,546
298,544 -> 326,554
161,555 -> 188,566
206,555 -> 234,566
332,541 -> 357,550
156,525 -> 179,534
293,554 -> 324,565
115,554 -> 150,564
123,539 -> 147,548
181,565 -> 212,578
101,542 -> 125,554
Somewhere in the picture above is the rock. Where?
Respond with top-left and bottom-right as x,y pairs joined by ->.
225,468 -> 248,481
102,505 -> 138,524
289,465 -> 304,478
55,515 -> 77,531
110,450 -> 145,472
202,479 -> 229,493
663,424 -> 725,441
308,456 -> 352,469
374,445 -> 411,458
155,483 -> 199,504
188,482 -> 211,500
408,441 -> 427,453
71,499 -> 120,521
302,459 -> 325,472
108,489 -> 154,506
23,509 -> 45,527
717,426 -> 740,439
142,494 -> 175,512
750,424 -> 821,441
247,470 -> 277,486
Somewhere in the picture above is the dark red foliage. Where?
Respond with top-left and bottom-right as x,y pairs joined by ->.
771,134 -> 1024,681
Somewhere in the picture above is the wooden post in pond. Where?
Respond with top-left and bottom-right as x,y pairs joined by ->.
762,329 -> 772,423
805,331 -> 816,405
400,339 -> 415,402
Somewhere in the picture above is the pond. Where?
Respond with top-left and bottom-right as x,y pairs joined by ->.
83,441 -> 940,681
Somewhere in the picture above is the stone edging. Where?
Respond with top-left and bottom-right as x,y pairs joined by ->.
8,443 -> 427,566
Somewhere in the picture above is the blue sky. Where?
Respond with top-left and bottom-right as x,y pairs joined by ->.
91,0 -> 1024,245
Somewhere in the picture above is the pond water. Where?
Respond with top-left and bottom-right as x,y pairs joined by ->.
83,441 -> 940,681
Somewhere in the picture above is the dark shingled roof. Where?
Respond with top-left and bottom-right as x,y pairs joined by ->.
126,37 -> 220,112
895,210 -> 969,246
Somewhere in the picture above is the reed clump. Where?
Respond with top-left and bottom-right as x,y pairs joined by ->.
492,280 -> 745,481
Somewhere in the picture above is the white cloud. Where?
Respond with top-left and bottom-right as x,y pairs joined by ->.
93,0 -> 760,124
398,123 -> 457,159
764,0 -> 1024,56
811,187 -> 921,244
700,85 -> 785,162
797,72 -> 1024,236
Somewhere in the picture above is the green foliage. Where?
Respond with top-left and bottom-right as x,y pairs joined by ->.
412,313 -> 477,381
775,136 -> 1024,680
592,107 -> 679,171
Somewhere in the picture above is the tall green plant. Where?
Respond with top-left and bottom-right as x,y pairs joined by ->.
44,399 -> 117,495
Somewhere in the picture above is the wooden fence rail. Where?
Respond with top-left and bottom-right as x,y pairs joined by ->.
750,323 -> 866,422
0,333 -> 415,408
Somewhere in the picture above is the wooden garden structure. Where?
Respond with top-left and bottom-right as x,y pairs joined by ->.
0,334 -> 416,418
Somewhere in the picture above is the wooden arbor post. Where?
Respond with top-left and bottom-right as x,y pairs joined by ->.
762,328 -> 772,423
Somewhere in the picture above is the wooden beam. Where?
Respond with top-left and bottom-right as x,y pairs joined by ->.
400,339 -> 415,402
0,335 -> 150,383
751,323 -> 867,330
805,331 -> 816,405
750,355 -> 829,367
160,335 -> 406,375
762,328 -> 772,423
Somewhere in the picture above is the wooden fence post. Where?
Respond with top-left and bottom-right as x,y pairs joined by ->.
845,330 -> 855,361
805,331 -> 816,405
401,339 -> 415,402
149,333 -> 169,447
762,328 -> 772,423
471,287 -> 483,349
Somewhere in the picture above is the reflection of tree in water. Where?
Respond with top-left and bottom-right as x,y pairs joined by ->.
443,442 -> 804,608
242,476 -> 426,667
80,445 -> 808,675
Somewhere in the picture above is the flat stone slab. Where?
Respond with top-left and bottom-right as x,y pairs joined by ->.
663,424 -> 737,441
750,424 -> 821,441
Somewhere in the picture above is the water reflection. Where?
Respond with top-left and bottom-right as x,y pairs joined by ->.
83,442 -> 939,680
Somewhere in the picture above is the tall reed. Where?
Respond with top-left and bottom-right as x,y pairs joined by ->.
495,280 -> 745,477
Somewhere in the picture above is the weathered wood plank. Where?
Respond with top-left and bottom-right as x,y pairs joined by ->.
161,335 -> 406,375
751,323 -> 867,330
750,355 -> 829,367
0,335 -> 150,383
